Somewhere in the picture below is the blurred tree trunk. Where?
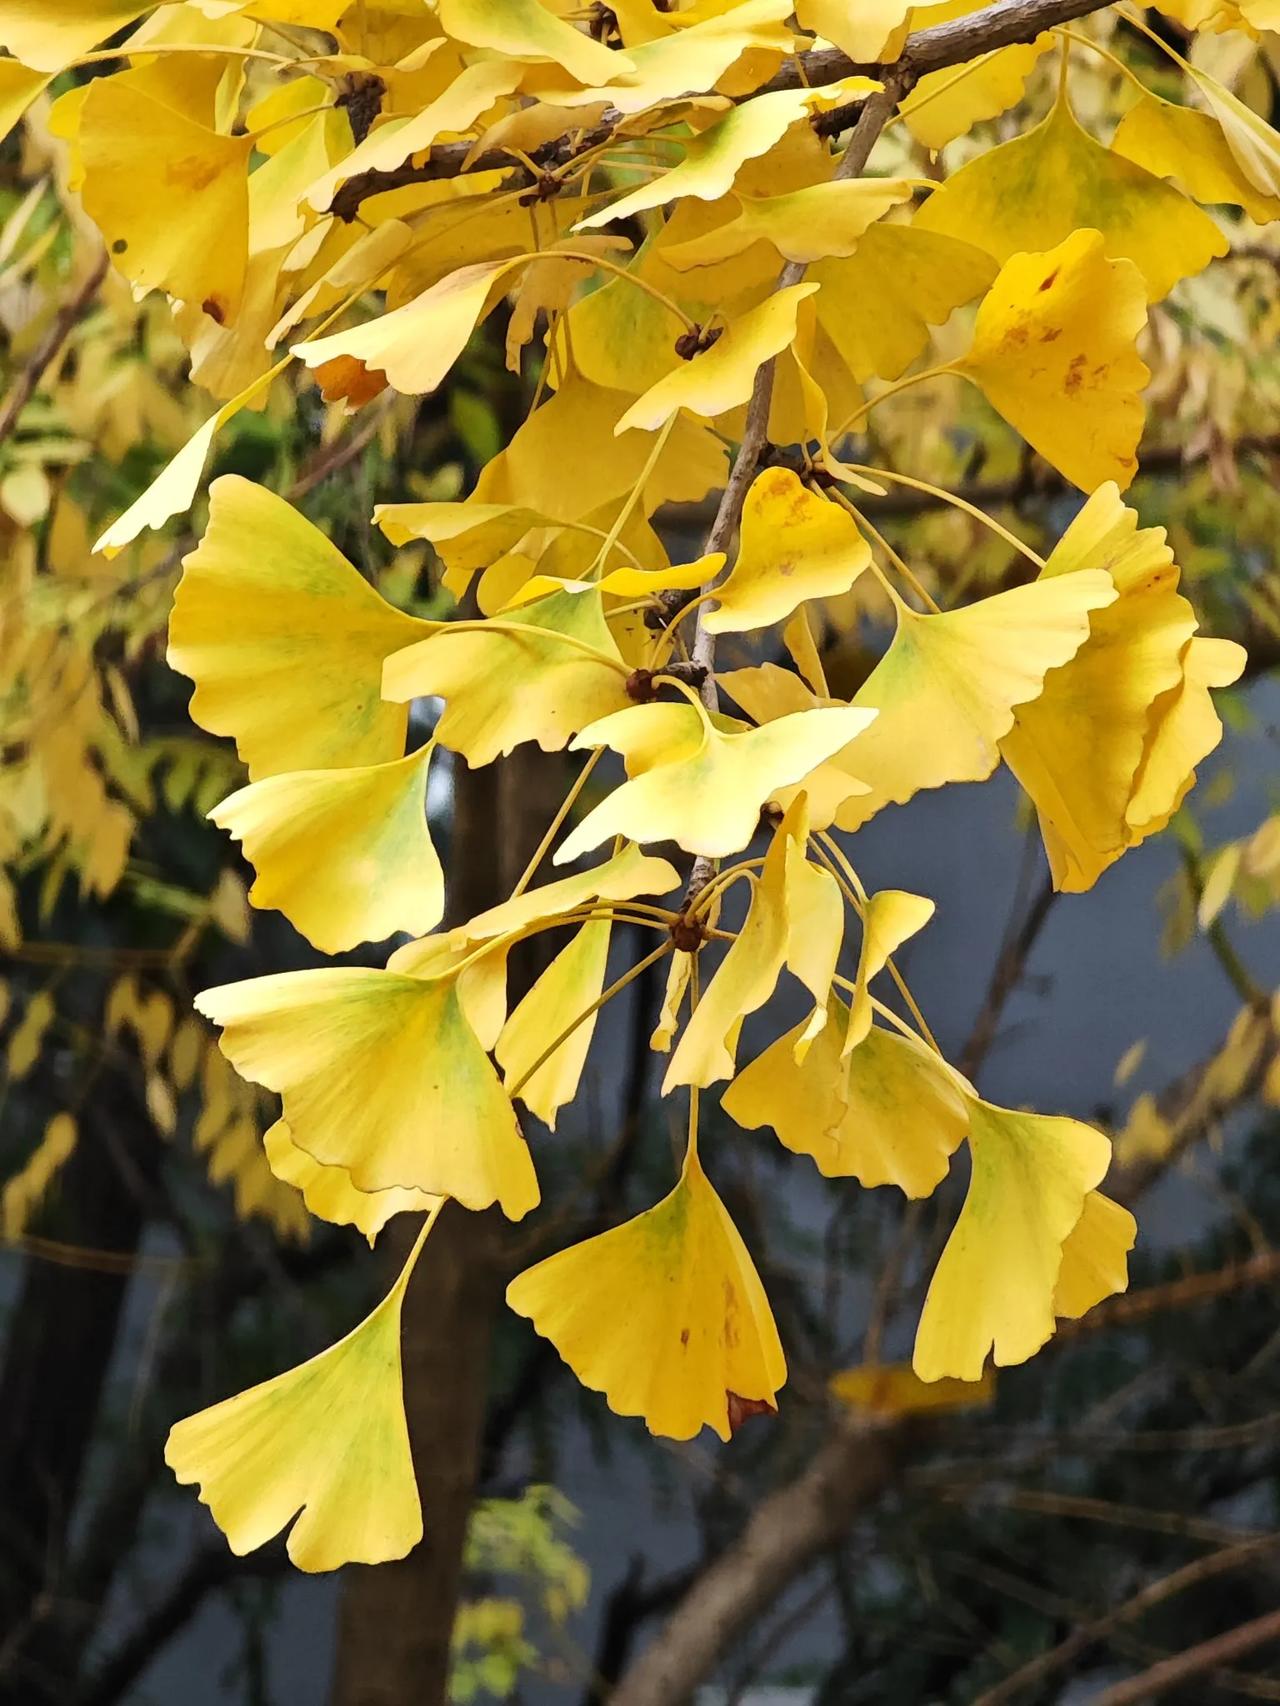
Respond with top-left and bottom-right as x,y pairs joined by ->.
0,1084 -> 153,1704
330,750 -> 564,1706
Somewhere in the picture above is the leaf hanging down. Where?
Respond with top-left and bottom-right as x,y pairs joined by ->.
828,569 -> 1118,833
169,477 -> 427,779
166,1225 -> 427,1571
498,918 -> 612,1129
555,697 -> 876,862
702,468 -> 870,635
264,1120 -> 439,1247
196,968 -> 539,1218
913,1099 -> 1114,1382
210,745 -> 444,953
1000,484 -> 1199,892
915,91 -> 1227,301
724,1004 -> 969,1200
507,1149 -> 786,1441
955,229 -> 1150,493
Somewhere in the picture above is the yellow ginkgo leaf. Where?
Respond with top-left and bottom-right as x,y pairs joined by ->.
80,81 -> 251,322
0,59 -> 51,144
1125,636 -> 1247,838
781,798 -> 845,1054
498,918 -> 611,1127
651,950 -> 693,1052
375,499 -> 549,575
264,1120 -> 440,1247
382,590 -> 631,766
397,845 -> 680,958
165,1220 -> 428,1571
663,179 -> 914,270
169,477 -> 427,779
550,0 -> 793,115
915,94 -> 1227,302
94,357 -> 289,556
196,968 -> 539,1218
830,570 -> 1117,833
555,697 -> 877,862
702,469 -> 870,634
576,86 -> 831,230
1053,1190 -> 1136,1320
1112,92 -> 1280,223
0,1 -> 148,72
724,1006 -> 968,1199
719,663 -> 870,828
506,551 -> 724,609
901,26 -> 1053,151
845,889 -> 935,1053
662,809 -> 792,1091
999,485 -> 1198,892
812,224 -> 997,384
616,284 -> 819,434
831,1362 -> 994,1417
293,258 -> 509,398
956,230 -> 1150,493
306,60 -> 523,211
913,1098 -> 1112,1381
437,0 -> 630,84
506,1149 -> 785,1441
795,0 -> 910,60
1186,58 -> 1280,198
209,745 -> 443,954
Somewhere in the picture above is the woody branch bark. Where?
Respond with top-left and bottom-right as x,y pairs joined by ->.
329,0 -> 1118,219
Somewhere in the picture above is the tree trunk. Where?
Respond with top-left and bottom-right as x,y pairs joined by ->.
330,751 -> 565,1706
0,1088 -> 153,1704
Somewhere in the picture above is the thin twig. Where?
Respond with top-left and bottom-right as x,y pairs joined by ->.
0,249 -> 108,452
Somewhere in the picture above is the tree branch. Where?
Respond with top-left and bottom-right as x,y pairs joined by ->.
0,249 -> 107,453
1092,1605 -> 1280,1706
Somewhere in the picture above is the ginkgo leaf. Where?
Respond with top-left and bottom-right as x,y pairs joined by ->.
1186,59 -> 1280,199
780,797 -> 845,1054
264,1120 -> 439,1247
196,969 -> 539,1217
506,1149 -> 785,1441
397,844 -> 680,954
437,0 -> 630,85
306,60 -> 523,212
719,663 -> 871,828
1125,636 -> 1247,838
508,551 -> 725,608
616,284 -> 819,434
576,86 -> 832,231
999,485 -> 1199,892
375,499 -> 550,574
0,1 -> 149,72
552,0 -> 794,115
795,0 -> 910,60
662,180 -> 914,269
293,258 -> 509,398
209,745 -> 444,953
845,889 -> 935,1053
382,590 -> 631,766
1112,92 -> 1280,223
555,697 -> 877,862
831,1362 -> 994,1416
1053,1190 -> 1136,1319
724,1006 -> 969,1199
913,1098 -> 1112,1381
94,357 -> 289,556
651,951 -> 693,1052
80,81 -> 251,322
0,58 -> 51,144
702,468 -> 870,634
830,570 -> 1117,833
901,24 -> 1053,151
662,809 -> 791,1091
812,224 -> 997,384
165,1224 -> 426,1570
169,477 -> 427,779
915,94 -> 1227,302
498,918 -> 611,1127
955,229 -> 1150,493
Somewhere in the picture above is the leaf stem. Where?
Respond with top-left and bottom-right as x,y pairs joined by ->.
509,750 -> 605,899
